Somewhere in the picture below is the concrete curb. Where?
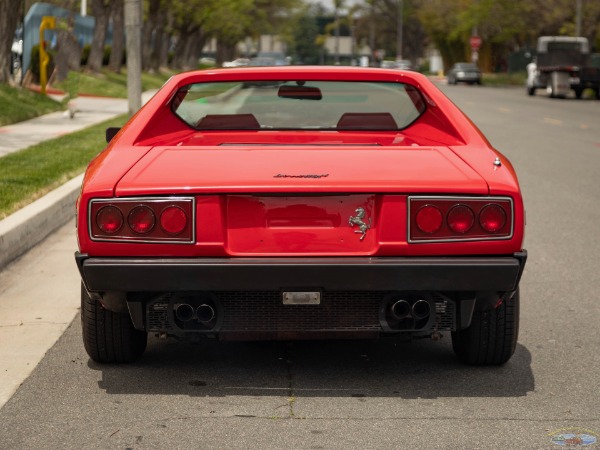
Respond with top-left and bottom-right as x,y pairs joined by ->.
0,175 -> 83,271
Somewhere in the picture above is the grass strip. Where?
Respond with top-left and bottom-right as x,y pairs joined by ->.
0,85 -> 64,126
0,114 -> 128,220
54,69 -> 175,98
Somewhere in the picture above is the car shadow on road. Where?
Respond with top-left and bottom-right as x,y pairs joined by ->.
91,335 -> 534,399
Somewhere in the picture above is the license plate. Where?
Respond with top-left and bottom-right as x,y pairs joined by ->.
282,291 -> 321,305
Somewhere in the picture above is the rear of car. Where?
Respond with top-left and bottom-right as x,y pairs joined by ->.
448,63 -> 482,85
75,67 -> 525,365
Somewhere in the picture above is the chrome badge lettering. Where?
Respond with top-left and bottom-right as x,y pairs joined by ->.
349,207 -> 371,241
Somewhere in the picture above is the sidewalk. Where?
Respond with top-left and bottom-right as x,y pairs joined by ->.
0,92 -> 154,270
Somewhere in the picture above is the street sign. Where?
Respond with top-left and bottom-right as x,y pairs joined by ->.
470,36 -> 482,50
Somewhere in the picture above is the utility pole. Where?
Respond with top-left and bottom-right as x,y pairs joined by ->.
396,0 -> 403,61
124,0 -> 142,116
575,0 -> 582,36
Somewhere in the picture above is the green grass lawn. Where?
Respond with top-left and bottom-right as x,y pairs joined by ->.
0,85 -> 64,126
0,114 -> 128,220
54,68 -> 175,98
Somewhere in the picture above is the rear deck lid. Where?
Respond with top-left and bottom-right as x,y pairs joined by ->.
115,146 -> 488,195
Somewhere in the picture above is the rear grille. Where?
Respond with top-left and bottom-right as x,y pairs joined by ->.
146,291 -> 456,334
220,291 -> 381,332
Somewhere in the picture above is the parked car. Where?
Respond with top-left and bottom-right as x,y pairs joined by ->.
222,58 -> 250,68
76,66 -> 526,365
381,59 -> 413,70
447,62 -> 482,85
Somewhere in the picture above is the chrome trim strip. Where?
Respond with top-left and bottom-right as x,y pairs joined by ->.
88,196 -> 196,244
407,195 -> 514,244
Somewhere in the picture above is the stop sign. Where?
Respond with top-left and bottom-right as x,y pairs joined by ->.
470,36 -> 482,50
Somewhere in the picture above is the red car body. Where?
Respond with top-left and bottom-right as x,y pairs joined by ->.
75,67 -> 526,365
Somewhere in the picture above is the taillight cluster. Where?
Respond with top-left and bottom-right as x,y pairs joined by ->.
89,197 -> 195,243
408,196 -> 513,243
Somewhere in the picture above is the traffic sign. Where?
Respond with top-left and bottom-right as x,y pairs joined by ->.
470,36 -> 482,50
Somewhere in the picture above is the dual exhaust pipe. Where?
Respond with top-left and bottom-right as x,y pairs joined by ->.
390,299 -> 431,321
175,303 -> 215,323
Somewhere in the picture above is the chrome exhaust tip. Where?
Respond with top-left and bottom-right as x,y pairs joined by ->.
196,304 -> 215,323
391,299 -> 411,320
175,303 -> 194,322
412,299 -> 431,320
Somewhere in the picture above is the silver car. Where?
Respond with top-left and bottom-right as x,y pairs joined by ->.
447,63 -> 482,85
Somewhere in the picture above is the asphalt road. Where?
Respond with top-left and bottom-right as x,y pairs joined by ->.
1,83 -> 599,449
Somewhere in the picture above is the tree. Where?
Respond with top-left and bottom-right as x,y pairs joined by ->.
108,0 -> 125,72
0,0 -> 22,84
288,5 -> 326,64
86,0 -> 112,72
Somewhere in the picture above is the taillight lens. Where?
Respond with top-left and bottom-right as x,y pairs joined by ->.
96,206 -> 123,234
128,206 -> 156,234
447,205 -> 474,233
415,205 -> 442,234
90,197 -> 194,243
409,196 -> 513,242
479,204 -> 506,232
160,206 -> 187,235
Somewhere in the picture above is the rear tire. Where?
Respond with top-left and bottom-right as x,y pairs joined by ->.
451,289 -> 519,365
81,283 -> 147,363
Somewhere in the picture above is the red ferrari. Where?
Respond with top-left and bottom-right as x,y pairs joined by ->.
75,67 -> 526,365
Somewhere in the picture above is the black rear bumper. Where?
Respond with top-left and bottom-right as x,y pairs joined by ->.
75,251 -> 527,293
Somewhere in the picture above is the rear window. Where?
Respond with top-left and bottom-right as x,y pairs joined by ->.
172,81 -> 426,131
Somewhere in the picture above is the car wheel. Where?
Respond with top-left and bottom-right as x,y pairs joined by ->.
81,283 -> 147,363
451,289 -> 519,365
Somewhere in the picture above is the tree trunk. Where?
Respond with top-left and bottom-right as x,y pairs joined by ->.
171,26 -> 196,70
142,0 -> 161,70
0,0 -> 22,84
183,29 -> 207,70
55,25 -> 82,82
158,11 -> 174,69
158,30 -> 171,69
108,0 -> 124,72
149,6 -> 167,71
87,0 -> 112,73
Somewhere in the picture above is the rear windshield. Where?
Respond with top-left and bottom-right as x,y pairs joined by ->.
172,81 -> 426,131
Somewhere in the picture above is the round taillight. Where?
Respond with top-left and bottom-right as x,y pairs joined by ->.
96,206 -> 123,234
128,206 -> 156,234
479,204 -> 506,232
415,205 -> 443,234
160,206 -> 188,235
447,205 -> 475,233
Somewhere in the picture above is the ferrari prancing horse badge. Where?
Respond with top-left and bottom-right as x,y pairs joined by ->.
349,207 -> 371,241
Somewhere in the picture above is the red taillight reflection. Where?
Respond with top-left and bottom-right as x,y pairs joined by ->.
160,206 -> 187,235
96,206 -> 123,234
416,205 -> 443,234
128,206 -> 156,234
479,204 -> 506,232
447,205 -> 474,233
